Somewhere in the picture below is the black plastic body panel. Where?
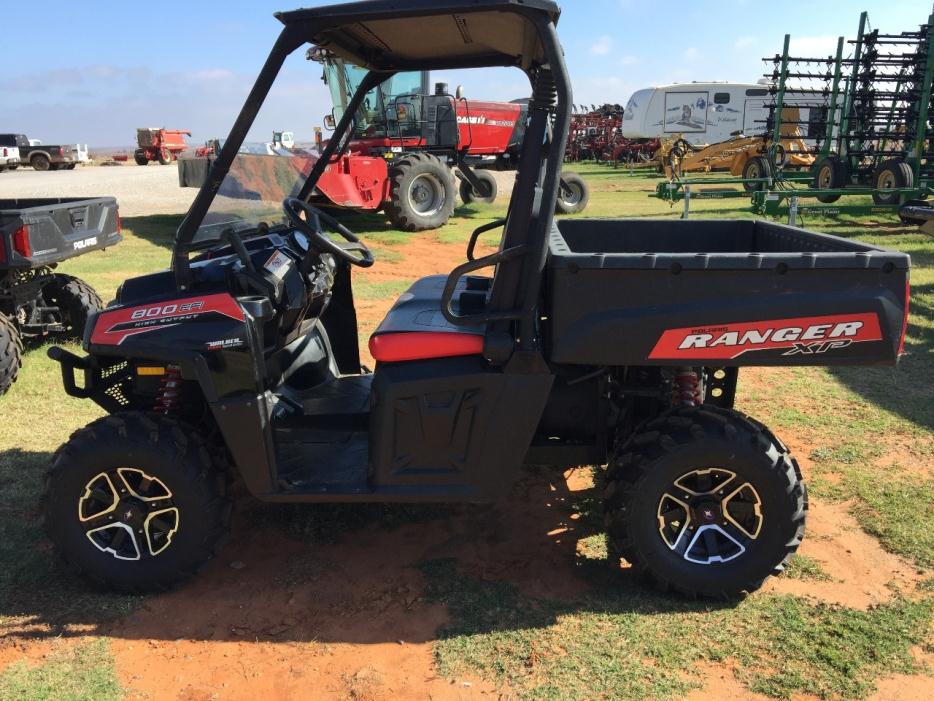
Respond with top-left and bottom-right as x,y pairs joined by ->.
370,356 -> 552,501
0,197 -> 121,270
546,219 -> 910,366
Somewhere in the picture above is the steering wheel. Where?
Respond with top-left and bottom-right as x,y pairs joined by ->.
282,197 -> 374,268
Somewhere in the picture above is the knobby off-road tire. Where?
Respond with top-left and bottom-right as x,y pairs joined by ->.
44,412 -> 231,592
158,149 -> 172,165
555,172 -> 590,214
459,169 -> 498,205
0,313 -> 23,395
134,152 -> 149,166
44,273 -> 103,340
604,406 -> 807,599
384,153 -> 456,232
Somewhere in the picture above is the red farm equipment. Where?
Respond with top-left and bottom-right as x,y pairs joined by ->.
306,47 -> 589,229
134,128 -> 191,166
566,104 -> 659,165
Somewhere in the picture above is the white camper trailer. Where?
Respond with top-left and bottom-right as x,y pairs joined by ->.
622,82 -> 818,146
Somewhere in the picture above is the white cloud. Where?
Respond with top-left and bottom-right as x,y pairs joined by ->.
734,36 -> 757,49
788,36 -> 840,57
618,55 -> 639,67
590,35 -> 613,56
683,47 -> 699,60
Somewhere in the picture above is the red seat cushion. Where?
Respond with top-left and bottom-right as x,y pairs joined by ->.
369,331 -> 484,363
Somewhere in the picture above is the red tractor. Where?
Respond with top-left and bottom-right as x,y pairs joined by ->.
135,128 -> 191,166
306,47 -> 589,230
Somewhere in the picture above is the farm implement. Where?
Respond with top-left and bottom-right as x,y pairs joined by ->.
135,128 -> 191,166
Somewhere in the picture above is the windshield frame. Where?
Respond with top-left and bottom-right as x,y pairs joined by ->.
171,1 -> 569,294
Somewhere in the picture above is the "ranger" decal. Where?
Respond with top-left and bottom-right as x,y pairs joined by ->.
648,313 -> 882,360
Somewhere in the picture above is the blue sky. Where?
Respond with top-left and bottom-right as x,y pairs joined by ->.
0,0 -> 927,146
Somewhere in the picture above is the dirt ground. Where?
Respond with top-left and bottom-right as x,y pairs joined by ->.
1,171 -> 930,700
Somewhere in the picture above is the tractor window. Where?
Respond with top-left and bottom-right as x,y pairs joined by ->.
714,92 -> 730,104
323,58 -> 424,138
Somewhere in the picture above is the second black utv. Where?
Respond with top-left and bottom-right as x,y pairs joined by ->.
47,0 -> 909,597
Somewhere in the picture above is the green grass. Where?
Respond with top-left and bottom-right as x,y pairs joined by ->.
0,165 -> 931,699
0,640 -> 122,701
783,554 -> 833,582
421,558 -> 933,700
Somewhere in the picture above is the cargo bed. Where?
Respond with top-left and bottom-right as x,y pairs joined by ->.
546,219 -> 910,366
0,197 -> 121,270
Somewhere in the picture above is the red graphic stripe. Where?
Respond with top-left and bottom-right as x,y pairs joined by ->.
90,293 -> 244,346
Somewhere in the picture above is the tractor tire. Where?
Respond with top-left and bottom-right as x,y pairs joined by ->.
158,149 -> 172,165
603,406 -> 807,599
0,313 -> 23,396
556,172 -> 590,214
134,152 -> 149,166
66,163 -> 77,170
459,169 -> 498,205
43,274 -> 103,341
44,412 -> 231,593
31,154 -> 50,171
872,159 -> 913,206
742,156 -> 772,192
384,153 -> 456,232
813,156 -> 847,203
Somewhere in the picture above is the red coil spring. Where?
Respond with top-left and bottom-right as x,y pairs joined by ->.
154,365 -> 182,413
672,367 -> 702,407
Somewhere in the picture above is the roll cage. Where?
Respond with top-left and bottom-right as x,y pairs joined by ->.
172,0 -> 570,356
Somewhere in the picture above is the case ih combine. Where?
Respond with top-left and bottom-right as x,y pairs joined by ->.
135,128 -> 191,166
45,0 -> 908,601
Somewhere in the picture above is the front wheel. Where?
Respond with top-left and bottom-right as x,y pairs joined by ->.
872,159 -> 913,206
384,153 -> 456,232
44,412 -> 231,592
158,149 -> 172,165
742,156 -> 771,192
604,406 -> 806,598
556,172 -> 590,214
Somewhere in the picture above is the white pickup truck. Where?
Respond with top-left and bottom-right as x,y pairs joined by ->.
0,134 -> 22,172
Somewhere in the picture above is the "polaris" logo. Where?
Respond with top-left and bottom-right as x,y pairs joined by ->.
73,236 -> 97,250
649,313 -> 883,360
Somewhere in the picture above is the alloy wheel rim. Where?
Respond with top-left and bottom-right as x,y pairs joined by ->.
78,467 -> 179,560
656,468 -> 762,565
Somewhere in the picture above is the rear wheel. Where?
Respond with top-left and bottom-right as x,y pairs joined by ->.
43,274 -> 103,340
459,169 -> 498,205
31,154 -> 50,171
603,406 -> 807,598
813,156 -> 847,203
742,156 -> 772,192
556,172 -> 590,214
872,159 -> 913,206
384,153 -> 456,231
44,412 -> 231,592
0,313 -> 23,395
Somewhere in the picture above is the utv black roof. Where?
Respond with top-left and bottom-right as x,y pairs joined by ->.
274,0 -> 561,71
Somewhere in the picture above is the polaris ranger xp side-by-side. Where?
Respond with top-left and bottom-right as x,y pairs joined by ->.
46,0 -> 910,598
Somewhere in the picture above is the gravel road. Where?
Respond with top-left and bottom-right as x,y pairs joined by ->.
0,163 -> 516,218
0,165 -> 195,217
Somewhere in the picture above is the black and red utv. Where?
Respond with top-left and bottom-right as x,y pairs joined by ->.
47,0 -> 910,597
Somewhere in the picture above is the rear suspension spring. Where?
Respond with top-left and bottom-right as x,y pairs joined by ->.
154,365 -> 182,413
672,367 -> 703,407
